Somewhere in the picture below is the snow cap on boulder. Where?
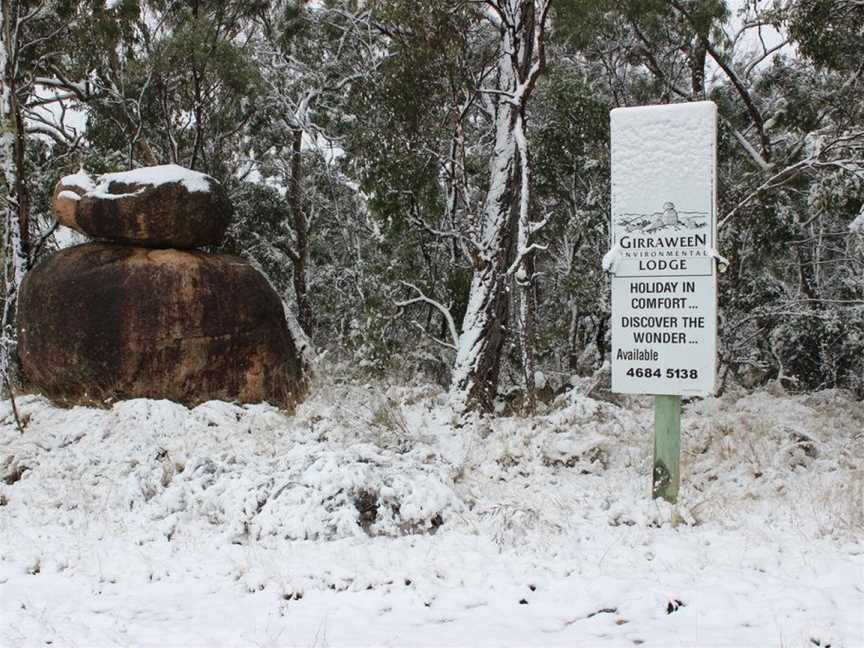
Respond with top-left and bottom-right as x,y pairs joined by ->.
52,164 -> 232,249
52,169 -> 95,232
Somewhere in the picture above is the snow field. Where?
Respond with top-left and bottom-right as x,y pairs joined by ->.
1,372 -> 862,646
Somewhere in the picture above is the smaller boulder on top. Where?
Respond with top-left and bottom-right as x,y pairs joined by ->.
53,164 -> 232,249
52,169 -> 95,227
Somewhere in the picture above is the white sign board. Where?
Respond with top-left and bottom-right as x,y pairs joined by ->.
609,102 -> 718,395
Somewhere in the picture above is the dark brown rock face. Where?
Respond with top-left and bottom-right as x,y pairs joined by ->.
18,243 -> 305,409
60,165 -> 231,248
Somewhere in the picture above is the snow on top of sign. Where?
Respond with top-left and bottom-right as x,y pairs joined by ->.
611,102 -> 716,239
610,101 -> 716,118
90,164 -> 214,199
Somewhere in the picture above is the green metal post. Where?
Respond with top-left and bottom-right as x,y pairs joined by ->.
653,395 -> 681,503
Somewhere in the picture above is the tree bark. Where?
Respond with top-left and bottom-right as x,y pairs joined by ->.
513,108 -> 537,413
449,98 -> 519,413
1,0 -> 29,259
690,38 -> 707,100
1,0 -> 31,388
516,251 -> 537,412
449,0 -> 550,416
289,127 -> 314,338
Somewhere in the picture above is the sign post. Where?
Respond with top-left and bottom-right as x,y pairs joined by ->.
653,394 -> 681,502
607,101 -> 719,503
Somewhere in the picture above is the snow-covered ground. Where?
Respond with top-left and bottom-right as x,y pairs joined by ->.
1,371 -> 862,647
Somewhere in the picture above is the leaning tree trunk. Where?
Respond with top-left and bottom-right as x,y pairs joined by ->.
288,127 -> 314,338
449,0 -> 550,417
448,93 -> 520,415
1,0 -> 31,389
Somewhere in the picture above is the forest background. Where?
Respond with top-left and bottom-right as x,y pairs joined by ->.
2,0 -> 863,412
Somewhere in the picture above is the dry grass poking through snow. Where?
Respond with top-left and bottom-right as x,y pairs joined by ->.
1,371 -> 862,547
1,371 -> 862,647
682,388 -> 864,538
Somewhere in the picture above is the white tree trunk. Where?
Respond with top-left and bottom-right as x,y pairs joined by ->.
449,113 -> 519,412
449,0 -> 549,416
513,110 -> 536,412
449,17 -> 521,416
0,0 -> 29,387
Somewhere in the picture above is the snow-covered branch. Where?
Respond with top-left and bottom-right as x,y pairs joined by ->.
394,282 -> 459,350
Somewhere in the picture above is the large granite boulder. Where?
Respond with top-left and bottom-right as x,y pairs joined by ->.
18,242 -> 305,409
52,165 -> 231,248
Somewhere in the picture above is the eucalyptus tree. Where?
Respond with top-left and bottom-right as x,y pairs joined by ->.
346,1 -> 553,413
397,0 -> 553,416
528,64 -> 611,375
60,0 -> 265,180
1,0 -> 95,391
239,0 -> 378,339
343,1 -> 487,377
